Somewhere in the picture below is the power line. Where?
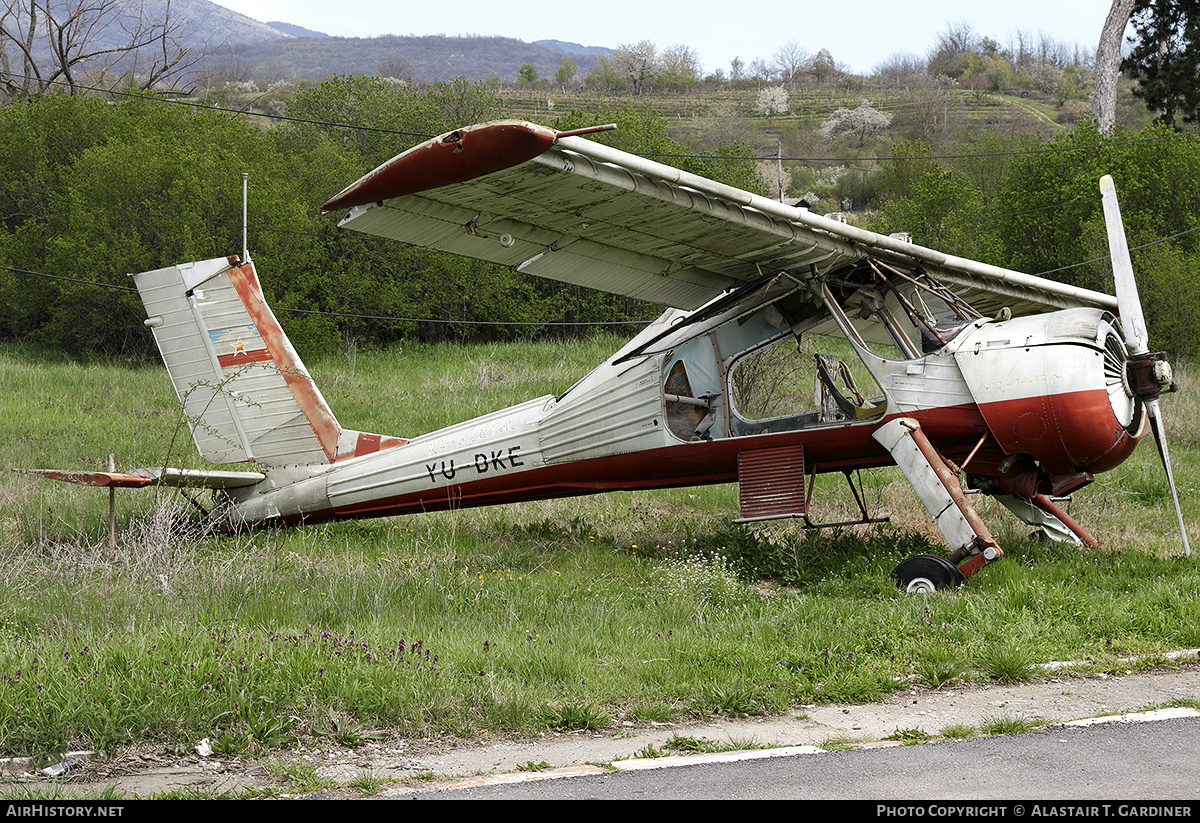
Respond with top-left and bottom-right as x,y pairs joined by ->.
0,264 -> 649,327
642,129 -> 1200,165
8,219 -> 1199,314
273,306 -> 649,327
0,264 -> 137,291
0,70 -> 438,142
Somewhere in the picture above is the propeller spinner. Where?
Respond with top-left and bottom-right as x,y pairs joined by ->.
1099,175 -> 1190,556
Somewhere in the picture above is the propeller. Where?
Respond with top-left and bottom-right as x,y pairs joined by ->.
1100,175 -> 1191,556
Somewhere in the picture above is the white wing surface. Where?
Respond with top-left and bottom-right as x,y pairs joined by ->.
327,121 -> 1117,320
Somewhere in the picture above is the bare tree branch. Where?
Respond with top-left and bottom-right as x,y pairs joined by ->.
0,0 -> 208,102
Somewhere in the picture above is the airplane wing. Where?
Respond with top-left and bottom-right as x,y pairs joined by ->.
324,120 -> 1117,320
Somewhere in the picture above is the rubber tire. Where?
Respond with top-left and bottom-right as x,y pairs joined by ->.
891,554 -> 965,593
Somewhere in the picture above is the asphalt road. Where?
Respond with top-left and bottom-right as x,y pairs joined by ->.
402,713 -> 1200,800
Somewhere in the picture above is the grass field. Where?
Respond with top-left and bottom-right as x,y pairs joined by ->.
1,337 -> 1197,765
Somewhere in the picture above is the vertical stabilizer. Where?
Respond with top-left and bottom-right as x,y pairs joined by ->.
133,256 -> 341,467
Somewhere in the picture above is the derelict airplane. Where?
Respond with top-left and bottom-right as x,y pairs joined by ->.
24,120 -> 1190,592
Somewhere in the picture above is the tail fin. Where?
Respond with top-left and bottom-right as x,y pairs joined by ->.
133,256 -> 402,468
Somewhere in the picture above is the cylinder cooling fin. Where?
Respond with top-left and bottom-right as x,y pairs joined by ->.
1100,314 -> 1139,431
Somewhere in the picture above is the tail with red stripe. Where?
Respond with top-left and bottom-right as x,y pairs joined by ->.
134,256 -> 403,470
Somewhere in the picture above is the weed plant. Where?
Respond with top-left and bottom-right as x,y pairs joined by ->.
1,340 -> 1198,759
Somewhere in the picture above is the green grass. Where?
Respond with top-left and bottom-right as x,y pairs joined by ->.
1,338 -> 1198,760
633,733 -> 772,758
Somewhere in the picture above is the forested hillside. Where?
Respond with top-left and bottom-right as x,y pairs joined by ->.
208,34 -> 604,85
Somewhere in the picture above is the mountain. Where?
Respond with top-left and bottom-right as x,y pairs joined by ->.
204,33 -> 603,83
182,1 -> 606,83
533,40 -> 612,57
147,0 -> 298,45
12,1 -> 606,88
263,21 -> 330,39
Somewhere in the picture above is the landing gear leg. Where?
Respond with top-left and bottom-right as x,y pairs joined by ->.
873,418 -> 1004,592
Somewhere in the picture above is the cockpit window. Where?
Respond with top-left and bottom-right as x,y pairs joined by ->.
728,335 -> 886,432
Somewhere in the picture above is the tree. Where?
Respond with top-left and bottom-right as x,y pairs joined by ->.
516,63 -> 538,85
0,0 -> 206,102
811,48 -> 836,83
771,41 -> 810,90
926,20 -> 979,79
585,54 -> 626,91
1093,0 -> 1135,133
609,40 -> 658,94
746,57 -> 774,83
874,52 -> 927,88
754,85 -> 788,118
282,75 -> 501,168
657,44 -> 701,90
555,58 -> 576,85
1029,61 -> 1066,96
378,55 -> 415,81
818,100 -> 893,146
1123,0 -> 1200,125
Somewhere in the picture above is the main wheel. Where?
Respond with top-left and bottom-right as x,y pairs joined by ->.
891,554 -> 965,593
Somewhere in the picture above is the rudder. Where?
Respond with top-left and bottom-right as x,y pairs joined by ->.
133,256 -> 342,468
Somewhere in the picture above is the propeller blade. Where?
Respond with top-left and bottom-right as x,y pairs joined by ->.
1146,399 -> 1191,557
1100,175 -> 1150,354
1100,175 -> 1190,556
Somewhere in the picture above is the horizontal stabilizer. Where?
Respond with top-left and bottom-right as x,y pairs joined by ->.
18,467 -> 266,490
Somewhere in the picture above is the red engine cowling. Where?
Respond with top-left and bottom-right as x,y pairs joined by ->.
952,308 -> 1142,477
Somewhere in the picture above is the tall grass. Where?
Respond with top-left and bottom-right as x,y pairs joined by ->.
1,339 -> 1198,759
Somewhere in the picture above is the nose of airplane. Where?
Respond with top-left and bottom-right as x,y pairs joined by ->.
953,308 -> 1142,477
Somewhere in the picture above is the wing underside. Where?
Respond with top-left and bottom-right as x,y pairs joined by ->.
332,120 -> 1118,321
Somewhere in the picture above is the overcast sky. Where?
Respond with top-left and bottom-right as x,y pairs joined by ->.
213,0 -> 1126,77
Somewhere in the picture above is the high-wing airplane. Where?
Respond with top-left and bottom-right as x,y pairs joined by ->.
23,120 -> 1190,592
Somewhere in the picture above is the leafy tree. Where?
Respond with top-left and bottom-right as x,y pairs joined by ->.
555,58 -> 576,85
282,75 -> 500,168
1123,0 -> 1200,125
872,121 -> 1200,358
657,44 -> 701,91
584,53 -> 626,91
729,57 -> 745,82
926,20 -> 980,79
517,63 -> 538,85
811,49 -> 837,83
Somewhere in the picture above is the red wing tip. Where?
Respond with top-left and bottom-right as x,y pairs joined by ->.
321,120 -> 558,213
17,469 -> 153,488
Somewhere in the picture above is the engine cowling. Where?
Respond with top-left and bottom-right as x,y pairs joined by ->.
952,308 -> 1142,477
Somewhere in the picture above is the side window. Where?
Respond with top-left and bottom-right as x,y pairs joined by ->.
729,335 -> 886,432
731,336 -> 819,422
